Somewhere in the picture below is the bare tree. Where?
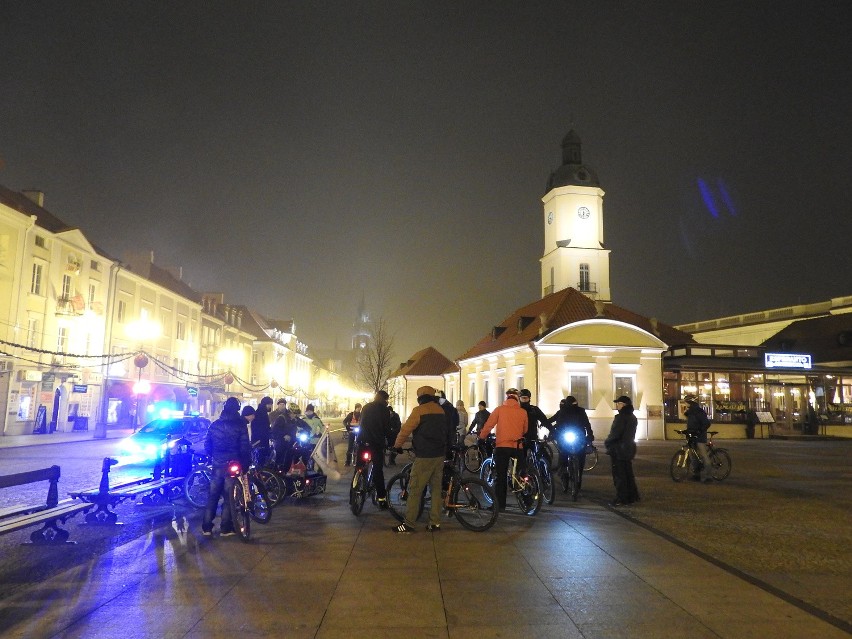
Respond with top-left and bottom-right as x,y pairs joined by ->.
357,317 -> 395,393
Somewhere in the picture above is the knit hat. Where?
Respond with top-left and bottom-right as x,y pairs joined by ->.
417,385 -> 436,398
223,397 -> 241,413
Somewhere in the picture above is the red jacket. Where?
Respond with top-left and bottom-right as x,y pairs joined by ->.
479,397 -> 528,449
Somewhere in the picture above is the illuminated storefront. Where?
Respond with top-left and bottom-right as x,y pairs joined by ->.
663,344 -> 851,439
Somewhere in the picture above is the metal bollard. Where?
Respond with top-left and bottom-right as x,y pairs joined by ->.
99,457 -> 118,494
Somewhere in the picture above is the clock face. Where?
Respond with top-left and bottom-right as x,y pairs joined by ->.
578,206 -> 590,219
547,212 -> 553,225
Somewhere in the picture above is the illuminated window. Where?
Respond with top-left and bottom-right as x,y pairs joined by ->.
614,375 -> 635,402
61,274 -> 72,299
57,326 -> 68,353
31,262 -> 44,295
569,374 -> 591,408
579,264 -> 590,292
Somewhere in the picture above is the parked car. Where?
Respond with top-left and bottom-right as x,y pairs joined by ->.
117,413 -> 211,463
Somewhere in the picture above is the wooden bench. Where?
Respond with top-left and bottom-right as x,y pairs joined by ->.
0,466 -> 92,544
69,457 -> 187,524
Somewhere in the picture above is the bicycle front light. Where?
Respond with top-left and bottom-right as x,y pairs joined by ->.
562,431 -> 578,445
298,432 -> 308,443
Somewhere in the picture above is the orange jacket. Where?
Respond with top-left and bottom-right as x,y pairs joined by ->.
479,397 -> 528,449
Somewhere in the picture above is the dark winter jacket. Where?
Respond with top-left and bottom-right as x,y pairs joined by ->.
205,408 -> 251,469
468,408 -> 490,434
520,402 -> 550,442
685,401 -> 711,443
604,404 -> 638,461
395,393 -> 449,458
250,405 -> 271,447
551,404 -> 594,443
386,409 -> 402,447
357,399 -> 391,449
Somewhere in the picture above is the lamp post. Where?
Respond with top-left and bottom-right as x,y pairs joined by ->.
125,318 -> 161,432
132,353 -> 151,432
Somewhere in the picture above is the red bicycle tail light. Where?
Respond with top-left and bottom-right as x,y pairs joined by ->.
361,450 -> 372,462
228,462 -> 241,475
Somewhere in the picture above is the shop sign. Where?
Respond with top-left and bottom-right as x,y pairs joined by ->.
25,370 -> 43,382
72,384 -> 89,394
764,353 -> 812,369
41,373 -> 55,391
186,386 -> 198,397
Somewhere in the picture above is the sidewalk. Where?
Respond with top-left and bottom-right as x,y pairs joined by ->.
0,428 -> 132,448
0,463 -> 848,639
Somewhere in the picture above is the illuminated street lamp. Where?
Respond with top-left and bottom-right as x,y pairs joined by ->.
125,318 -> 161,432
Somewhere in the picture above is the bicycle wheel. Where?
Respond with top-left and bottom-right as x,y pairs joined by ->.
537,458 -> 555,505
230,481 -> 251,542
183,469 -> 210,508
350,469 -> 366,516
464,445 -> 483,473
259,469 -> 284,505
248,476 -> 272,524
515,468 -> 542,516
451,477 -> 498,532
583,445 -> 599,472
386,470 -> 427,523
669,449 -> 691,482
709,448 -> 732,481
480,457 -> 495,488
568,459 -> 579,502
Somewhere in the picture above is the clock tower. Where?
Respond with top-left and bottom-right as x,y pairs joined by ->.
540,130 -> 611,302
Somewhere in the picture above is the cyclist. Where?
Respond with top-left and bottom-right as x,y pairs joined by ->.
343,403 -> 362,466
467,401 -> 490,437
356,390 -> 391,509
392,385 -> 448,533
550,395 -> 594,490
478,389 -> 529,511
683,394 -> 713,483
202,396 -> 251,538
518,389 -> 550,451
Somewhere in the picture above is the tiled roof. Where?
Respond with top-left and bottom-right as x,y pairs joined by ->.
390,346 -> 458,377
0,185 -> 73,233
458,287 -> 694,360
146,262 -> 203,304
761,314 -> 852,365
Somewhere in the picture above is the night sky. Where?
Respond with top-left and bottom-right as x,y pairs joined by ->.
2,2 -> 851,363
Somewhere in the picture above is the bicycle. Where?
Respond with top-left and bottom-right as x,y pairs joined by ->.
184,453 -> 212,508
226,460 -> 252,542
349,442 -> 381,515
479,439 -> 542,516
582,442 -> 599,472
670,429 -> 732,482
527,440 -> 555,505
462,434 -> 493,473
386,447 -> 499,532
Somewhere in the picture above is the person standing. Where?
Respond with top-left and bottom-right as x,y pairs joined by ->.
240,405 -> 255,438
302,403 -> 325,444
435,390 -> 459,452
455,400 -> 469,445
392,386 -> 449,532
343,403 -> 362,466
202,397 -> 251,537
604,395 -> 639,506
251,396 -> 273,467
684,394 -> 713,483
468,401 -> 490,436
386,404 -> 402,466
550,395 -> 594,490
356,390 -> 391,507
479,393 -> 528,510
